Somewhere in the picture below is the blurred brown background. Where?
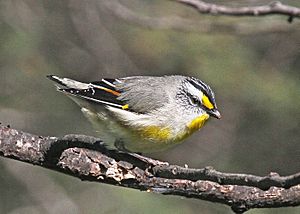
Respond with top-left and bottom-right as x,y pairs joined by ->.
0,0 -> 299,213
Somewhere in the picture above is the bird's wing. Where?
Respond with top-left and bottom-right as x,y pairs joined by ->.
115,76 -> 180,113
47,75 -> 129,110
47,75 -> 183,114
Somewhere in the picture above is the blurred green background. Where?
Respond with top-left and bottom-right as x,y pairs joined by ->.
0,0 -> 299,213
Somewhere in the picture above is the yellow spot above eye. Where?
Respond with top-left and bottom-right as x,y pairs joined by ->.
202,95 -> 214,110
122,104 -> 129,110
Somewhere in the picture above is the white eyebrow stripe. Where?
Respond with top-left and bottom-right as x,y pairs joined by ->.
101,79 -> 116,88
187,83 -> 204,99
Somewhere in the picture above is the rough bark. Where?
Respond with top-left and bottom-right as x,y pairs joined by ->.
0,125 -> 299,213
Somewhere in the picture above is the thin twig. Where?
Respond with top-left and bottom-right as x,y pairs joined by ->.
100,1 -> 300,35
176,0 -> 300,19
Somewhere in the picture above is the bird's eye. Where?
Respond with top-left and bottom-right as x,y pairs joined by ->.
188,95 -> 200,106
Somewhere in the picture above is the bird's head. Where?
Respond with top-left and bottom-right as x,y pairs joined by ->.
176,77 -> 221,120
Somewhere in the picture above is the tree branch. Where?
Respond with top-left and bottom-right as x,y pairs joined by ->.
0,124 -> 299,213
100,1 -> 300,35
153,165 -> 300,190
176,0 -> 300,20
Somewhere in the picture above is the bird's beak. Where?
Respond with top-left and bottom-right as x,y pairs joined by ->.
209,109 -> 221,119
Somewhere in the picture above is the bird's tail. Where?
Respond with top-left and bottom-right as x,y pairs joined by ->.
47,75 -> 127,110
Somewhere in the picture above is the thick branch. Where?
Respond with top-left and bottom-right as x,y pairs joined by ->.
0,125 -> 299,213
176,0 -> 300,19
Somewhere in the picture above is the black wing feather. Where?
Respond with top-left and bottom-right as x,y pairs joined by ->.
48,75 -> 127,109
61,87 -> 124,107
61,79 -> 126,108
92,78 -> 117,91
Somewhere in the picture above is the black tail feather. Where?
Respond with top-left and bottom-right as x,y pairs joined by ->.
48,75 -> 127,109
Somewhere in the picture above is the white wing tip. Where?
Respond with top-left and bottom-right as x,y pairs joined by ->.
47,75 -> 90,90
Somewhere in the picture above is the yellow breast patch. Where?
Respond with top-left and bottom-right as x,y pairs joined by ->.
138,126 -> 171,142
173,113 -> 210,142
133,114 -> 209,144
187,113 -> 209,133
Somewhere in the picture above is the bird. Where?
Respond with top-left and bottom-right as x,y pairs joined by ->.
47,75 -> 221,153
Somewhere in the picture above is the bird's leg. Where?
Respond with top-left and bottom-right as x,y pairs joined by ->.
114,139 -> 168,166
114,139 -> 130,152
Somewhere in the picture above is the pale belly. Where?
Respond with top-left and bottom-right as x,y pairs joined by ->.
112,114 -> 210,153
